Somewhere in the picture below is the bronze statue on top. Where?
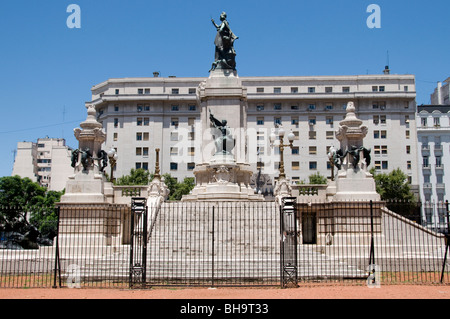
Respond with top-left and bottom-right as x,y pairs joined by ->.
210,12 -> 239,72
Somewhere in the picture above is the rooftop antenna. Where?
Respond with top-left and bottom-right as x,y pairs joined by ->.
383,51 -> 390,74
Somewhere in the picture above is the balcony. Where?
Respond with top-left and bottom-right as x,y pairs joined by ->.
435,164 -> 444,171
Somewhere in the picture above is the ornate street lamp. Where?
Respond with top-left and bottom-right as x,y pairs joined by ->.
269,125 -> 295,180
107,148 -> 118,183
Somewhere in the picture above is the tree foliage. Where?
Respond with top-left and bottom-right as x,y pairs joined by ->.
370,168 -> 415,202
115,170 -> 195,201
308,172 -> 328,185
0,176 -> 63,236
115,168 -> 152,185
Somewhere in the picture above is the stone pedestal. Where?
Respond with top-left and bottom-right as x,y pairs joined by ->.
330,101 -> 380,202
60,104 -> 108,204
182,69 -> 263,201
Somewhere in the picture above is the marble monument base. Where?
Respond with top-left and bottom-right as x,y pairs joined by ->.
60,169 -> 106,203
182,155 -> 264,202
332,169 -> 380,201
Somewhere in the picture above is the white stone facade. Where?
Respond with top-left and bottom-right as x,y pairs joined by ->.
12,138 -> 73,191
416,105 -> 450,226
89,73 -> 418,192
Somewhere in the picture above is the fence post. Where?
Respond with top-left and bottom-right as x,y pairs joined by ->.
440,201 -> 450,283
211,205 -> 215,288
52,206 -> 61,288
369,200 -> 375,266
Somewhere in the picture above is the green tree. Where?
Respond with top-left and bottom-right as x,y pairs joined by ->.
308,172 -> 328,185
169,177 -> 195,201
370,168 -> 415,202
115,168 -> 152,185
0,176 -> 63,235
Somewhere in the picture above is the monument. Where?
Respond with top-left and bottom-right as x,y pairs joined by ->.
182,12 -> 263,201
60,104 -> 111,203
328,101 -> 380,201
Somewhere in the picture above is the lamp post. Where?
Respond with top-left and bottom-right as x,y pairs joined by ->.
107,148 -> 118,183
269,125 -> 295,180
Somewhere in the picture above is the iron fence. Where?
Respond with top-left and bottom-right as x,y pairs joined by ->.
0,200 -> 449,288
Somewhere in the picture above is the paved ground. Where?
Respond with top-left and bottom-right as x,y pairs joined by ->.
1,284 -> 450,299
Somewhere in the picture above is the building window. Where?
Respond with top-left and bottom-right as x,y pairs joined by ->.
188,104 -> 197,111
143,118 -> 149,126
407,161 -> 412,170
380,115 -> 386,124
342,87 -> 350,93
171,88 -> 179,94
325,104 -> 333,111
171,118 -> 179,127
291,105 -> 299,110
406,145 -> 410,154
257,105 -> 264,111
309,146 -> 317,155
308,87 -> 315,93
308,117 -> 316,125
257,87 -> 264,93
309,131 -> 316,139
113,133 -> 118,141
372,86 -> 378,92
326,116 -> 333,124
171,132 -> 178,141
382,161 -> 388,169
170,162 -> 178,171
292,147 -> 299,155
135,163 -> 142,169
274,103 -> 282,110
143,132 -> 149,141
291,117 -> 299,125
274,87 -> 281,94
136,148 -> 142,156
188,147 -> 195,156
138,88 -> 143,94
291,87 -> 298,93
136,133 -> 142,141
326,131 -> 334,139
274,117 -> 282,125
187,162 -> 195,170
373,116 -> 379,125
114,105 -> 119,112
137,105 -> 143,112
374,131 -> 380,139
292,161 -> 300,170
257,117 -> 264,125
145,88 -> 150,94
375,161 -> 381,170
170,147 -> 178,156
137,118 -> 143,126
143,147 -> 149,156
309,161 -> 317,170
406,130 -> 410,139
171,105 -> 179,111
189,88 -> 196,94
434,117 -> 440,127
114,118 -> 119,128
308,104 -> 316,111
115,89 -> 120,95
325,87 -> 333,93
381,130 -> 387,139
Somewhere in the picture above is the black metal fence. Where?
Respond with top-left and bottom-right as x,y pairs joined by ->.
0,200 -> 449,288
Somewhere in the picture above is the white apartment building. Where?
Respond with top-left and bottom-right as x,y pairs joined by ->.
431,77 -> 450,105
416,104 -> 450,227
90,72 -> 419,193
12,138 -> 73,191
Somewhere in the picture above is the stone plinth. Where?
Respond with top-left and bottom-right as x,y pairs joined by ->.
183,69 -> 263,201
60,104 -> 108,204
331,101 -> 380,202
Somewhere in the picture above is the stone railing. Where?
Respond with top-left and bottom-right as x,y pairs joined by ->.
113,185 -> 149,204
291,184 -> 328,202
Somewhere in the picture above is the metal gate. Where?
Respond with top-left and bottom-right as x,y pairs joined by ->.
280,197 -> 298,288
129,197 -> 148,288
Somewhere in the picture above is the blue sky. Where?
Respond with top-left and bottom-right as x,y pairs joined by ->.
0,0 -> 449,178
